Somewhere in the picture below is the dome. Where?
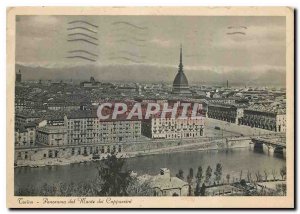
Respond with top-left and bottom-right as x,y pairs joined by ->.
173,72 -> 189,87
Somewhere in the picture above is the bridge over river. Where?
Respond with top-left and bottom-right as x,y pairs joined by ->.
250,134 -> 286,157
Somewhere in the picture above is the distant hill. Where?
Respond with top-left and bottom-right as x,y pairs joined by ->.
15,63 -> 286,86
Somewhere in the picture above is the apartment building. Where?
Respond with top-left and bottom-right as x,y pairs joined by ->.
207,104 -> 242,124
15,123 -> 36,148
36,126 -> 67,146
142,115 -> 204,139
64,110 -> 141,145
239,109 -> 286,132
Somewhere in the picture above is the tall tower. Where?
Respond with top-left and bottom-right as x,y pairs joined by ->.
172,45 -> 191,95
178,44 -> 183,73
16,69 -> 22,83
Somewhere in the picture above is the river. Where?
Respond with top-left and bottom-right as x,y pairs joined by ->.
15,147 -> 285,191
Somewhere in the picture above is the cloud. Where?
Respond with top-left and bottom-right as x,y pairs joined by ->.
17,16 -> 61,38
15,15 -> 286,75
213,25 -> 285,50
17,16 -> 60,26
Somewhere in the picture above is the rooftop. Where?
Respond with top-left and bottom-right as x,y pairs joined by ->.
149,176 -> 188,190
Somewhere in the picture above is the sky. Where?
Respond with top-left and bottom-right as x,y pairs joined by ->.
15,15 -> 286,84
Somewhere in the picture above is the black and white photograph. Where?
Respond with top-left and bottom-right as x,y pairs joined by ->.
6,6 -> 294,208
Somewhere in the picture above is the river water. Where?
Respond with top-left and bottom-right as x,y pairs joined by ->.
15,147 -> 285,191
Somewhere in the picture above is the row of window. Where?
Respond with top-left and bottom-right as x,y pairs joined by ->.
154,131 -> 203,139
68,127 -> 140,131
16,145 -> 123,160
70,145 -> 122,155
68,120 -> 140,126
67,135 -> 139,144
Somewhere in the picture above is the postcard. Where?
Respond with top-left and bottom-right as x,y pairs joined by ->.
6,7 -> 294,208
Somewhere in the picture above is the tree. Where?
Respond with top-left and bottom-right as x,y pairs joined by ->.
255,171 -> 262,182
195,166 -> 203,184
188,184 -> 194,196
280,166 -> 286,180
240,179 -> 246,186
276,183 -> 287,196
214,163 -> 222,184
226,174 -> 230,184
239,170 -> 243,181
281,183 -> 287,196
205,166 -> 212,184
186,168 -> 194,184
176,169 -> 184,180
271,169 -> 277,181
195,182 -> 201,196
247,170 -> 252,183
189,168 -> 194,178
263,169 -> 269,181
96,153 -> 132,196
187,168 -> 194,184
232,176 -> 235,184
126,177 -> 152,196
186,168 -> 194,196
200,183 -> 206,196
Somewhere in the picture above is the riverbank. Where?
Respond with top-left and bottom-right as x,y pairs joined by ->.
15,138 -> 250,168
14,147 -> 286,195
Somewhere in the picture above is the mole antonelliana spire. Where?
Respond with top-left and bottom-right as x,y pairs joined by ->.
172,44 -> 191,95
179,44 -> 183,72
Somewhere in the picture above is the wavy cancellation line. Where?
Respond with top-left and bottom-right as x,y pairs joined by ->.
227,32 -> 246,35
66,55 -> 96,62
109,56 -> 145,63
68,33 -> 98,41
68,50 -> 98,57
67,39 -> 98,46
68,20 -> 98,28
111,21 -> 148,30
113,36 -> 146,42
227,26 -> 248,29
67,26 -> 97,34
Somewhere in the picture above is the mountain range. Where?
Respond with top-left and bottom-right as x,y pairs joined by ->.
15,63 -> 286,86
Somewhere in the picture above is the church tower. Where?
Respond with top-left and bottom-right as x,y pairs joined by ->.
172,45 -> 191,95
16,69 -> 22,83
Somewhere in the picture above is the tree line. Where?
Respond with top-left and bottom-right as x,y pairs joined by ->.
176,164 -> 286,196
